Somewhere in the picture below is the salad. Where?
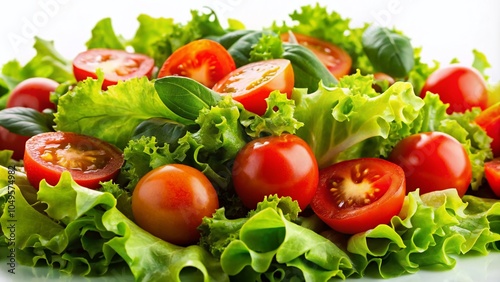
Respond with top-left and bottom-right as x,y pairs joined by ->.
2,2 -> 500,282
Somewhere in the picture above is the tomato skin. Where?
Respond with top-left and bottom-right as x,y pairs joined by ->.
420,65 -> 488,114
24,132 -> 124,189
7,77 -> 59,111
475,101 -> 500,157
484,158 -> 500,198
0,126 -> 30,160
232,134 -> 318,210
311,158 -> 406,234
132,164 -> 219,245
213,59 -> 294,115
280,32 -> 352,79
157,39 -> 236,88
73,49 -> 154,89
388,132 -> 472,197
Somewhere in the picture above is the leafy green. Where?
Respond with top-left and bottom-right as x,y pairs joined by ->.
85,18 -> 127,50
293,72 -> 424,168
0,107 -> 54,136
362,26 -> 415,78
54,73 -> 189,149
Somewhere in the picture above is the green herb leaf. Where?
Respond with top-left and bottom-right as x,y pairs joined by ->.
362,26 -> 415,78
0,107 -> 53,136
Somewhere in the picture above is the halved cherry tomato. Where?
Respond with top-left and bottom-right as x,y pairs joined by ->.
132,164 -> 219,245
73,49 -> 154,89
24,132 -> 124,189
310,158 -> 406,234
7,77 -> 59,111
281,32 -> 352,79
388,132 -> 472,197
232,134 -> 318,210
484,158 -> 500,198
157,39 -> 236,88
420,65 -> 488,114
475,101 -> 500,157
213,59 -> 294,115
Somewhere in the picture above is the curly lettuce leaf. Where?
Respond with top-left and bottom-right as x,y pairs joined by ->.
293,72 -> 424,168
85,18 -> 127,50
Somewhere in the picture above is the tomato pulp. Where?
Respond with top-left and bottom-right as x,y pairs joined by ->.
24,132 -> 124,189
475,101 -> 500,157
311,158 -> 406,234
73,49 -> 154,89
213,59 -> 294,115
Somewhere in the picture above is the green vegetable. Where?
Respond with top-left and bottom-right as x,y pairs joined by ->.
362,26 -> 415,78
131,118 -> 189,148
0,107 -> 54,136
85,18 -> 127,50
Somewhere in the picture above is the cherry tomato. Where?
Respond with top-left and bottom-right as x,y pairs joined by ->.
24,132 -> 124,189
0,126 -> 30,160
232,134 -> 318,210
132,164 -> 219,246
388,132 -> 472,197
213,59 -> 294,115
157,39 -> 236,88
484,158 -> 500,198
7,77 -> 59,111
73,49 -> 154,89
310,158 -> 406,234
280,32 -> 352,79
475,101 -> 500,157
420,65 -> 488,114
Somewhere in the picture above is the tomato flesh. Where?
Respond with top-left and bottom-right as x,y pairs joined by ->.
232,134 -> 318,210
213,59 -> 294,115
311,158 -> 406,234
475,101 -> 500,157
388,132 -> 472,197
281,32 -> 352,79
73,49 -> 154,89
24,132 -> 124,189
420,65 -> 488,114
157,39 -> 236,88
132,164 -> 219,246
484,158 -> 500,198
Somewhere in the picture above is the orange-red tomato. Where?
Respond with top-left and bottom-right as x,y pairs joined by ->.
132,164 -> 219,246
475,101 -> 500,157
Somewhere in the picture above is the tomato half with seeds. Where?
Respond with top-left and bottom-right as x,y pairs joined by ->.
311,158 -> 406,234
484,158 -> 500,198
24,132 -> 124,189
475,101 -> 500,157
73,49 -> 154,89
281,32 -> 352,79
213,59 -> 294,115
157,39 -> 236,88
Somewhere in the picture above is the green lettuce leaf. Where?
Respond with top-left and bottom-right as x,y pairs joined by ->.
85,18 -> 127,50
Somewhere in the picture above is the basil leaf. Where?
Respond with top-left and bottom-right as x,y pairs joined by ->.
154,76 -> 221,121
0,107 -> 54,136
223,30 -> 265,67
132,117 -> 189,149
362,26 -> 414,78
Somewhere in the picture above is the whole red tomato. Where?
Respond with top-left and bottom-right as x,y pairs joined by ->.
132,164 -> 219,246
388,132 -> 472,197
6,77 -> 59,111
232,134 -> 318,210
420,65 -> 488,114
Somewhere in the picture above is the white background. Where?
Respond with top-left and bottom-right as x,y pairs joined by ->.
0,0 -> 499,82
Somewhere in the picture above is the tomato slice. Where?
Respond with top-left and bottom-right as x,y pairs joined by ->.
24,132 -> 124,189
213,59 -> 294,115
281,32 -> 352,79
310,158 -> 406,234
484,158 -> 500,198
73,49 -> 155,89
157,39 -> 236,88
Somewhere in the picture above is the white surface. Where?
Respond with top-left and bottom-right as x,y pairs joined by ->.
1,0 -> 500,281
0,0 -> 499,82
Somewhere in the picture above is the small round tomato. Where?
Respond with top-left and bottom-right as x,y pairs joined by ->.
73,49 -> 154,89
475,101 -> 500,157
0,126 -> 30,160
232,134 -> 318,210
311,158 -> 406,234
420,65 -> 488,114
484,158 -> 500,198
388,132 -> 472,197
281,32 -> 352,79
24,132 -> 124,189
157,39 -> 236,88
7,77 -> 59,111
132,164 -> 219,246
213,59 -> 294,115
